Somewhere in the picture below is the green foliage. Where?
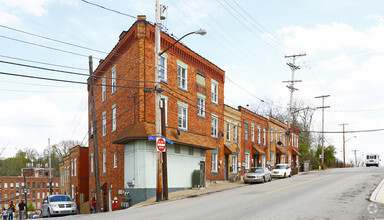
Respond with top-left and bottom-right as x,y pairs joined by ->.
27,202 -> 35,211
315,145 -> 337,167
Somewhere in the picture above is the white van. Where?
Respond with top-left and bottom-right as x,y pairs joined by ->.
366,154 -> 380,167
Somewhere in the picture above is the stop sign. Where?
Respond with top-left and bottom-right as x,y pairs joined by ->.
156,138 -> 166,152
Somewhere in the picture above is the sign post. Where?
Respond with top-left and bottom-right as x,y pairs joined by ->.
156,137 -> 166,152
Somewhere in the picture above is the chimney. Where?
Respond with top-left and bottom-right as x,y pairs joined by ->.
137,15 -> 146,21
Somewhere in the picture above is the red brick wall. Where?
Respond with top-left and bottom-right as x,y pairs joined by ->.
0,176 -> 59,211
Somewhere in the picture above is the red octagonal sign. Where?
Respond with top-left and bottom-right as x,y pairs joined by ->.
156,138 -> 166,152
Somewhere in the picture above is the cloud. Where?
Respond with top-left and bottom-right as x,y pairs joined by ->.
0,0 -> 52,17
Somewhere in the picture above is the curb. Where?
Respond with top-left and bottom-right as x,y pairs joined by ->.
370,177 -> 384,203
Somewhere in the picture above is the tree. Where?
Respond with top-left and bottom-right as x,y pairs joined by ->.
27,202 -> 35,211
315,145 -> 336,168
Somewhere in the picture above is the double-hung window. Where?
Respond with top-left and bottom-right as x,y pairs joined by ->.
177,61 -> 188,91
270,126 -> 273,143
112,104 -> 116,132
102,111 -> 106,136
211,79 -> 218,104
232,155 -> 237,173
160,54 -> 167,82
263,128 -> 266,145
114,152 -> 118,168
211,151 -> 218,173
233,124 -> 238,143
102,149 -> 106,173
226,121 -> 231,142
245,123 -> 249,141
197,93 -> 205,117
251,124 -> 255,142
71,159 -> 73,176
111,65 -> 116,94
74,158 -> 77,176
102,77 -> 106,102
245,151 -> 250,170
257,126 -> 261,144
211,114 -> 218,138
178,101 -> 188,130
90,154 -> 94,173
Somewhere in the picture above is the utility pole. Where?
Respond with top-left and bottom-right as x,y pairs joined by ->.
161,98 -> 168,200
155,0 -> 163,202
23,171 -> 28,219
89,56 -> 101,212
48,138 -> 52,195
284,53 -> 306,146
339,123 -> 348,168
352,150 -> 358,167
315,95 -> 330,169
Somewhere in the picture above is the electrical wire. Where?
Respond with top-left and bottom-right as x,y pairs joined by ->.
80,0 -> 137,19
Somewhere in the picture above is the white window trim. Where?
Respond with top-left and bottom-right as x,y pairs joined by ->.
233,124 -> 238,143
245,152 -> 250,170
74,158 -> 77,177
178,101 -> 188,130
211,79 -> 218,104
111,65 -> 116,94
197,93 -> 206,117
211,152 -> 218,173
211,114 -> 218,138
90,154 -> 94,173
251,124 -> 255,142
231,155 -> 237,174
263,128 -> 266,146
177,61 -> 188,91
257,126 -> 261,144
114,152 -> 118,168
102,150 -> 106,173
102,77 -> 106,102
102,111 -> 106,136
226,121 -> 231,142
71,159 -> 73,177
112,104 -> 116,132
160,54 -> 168,82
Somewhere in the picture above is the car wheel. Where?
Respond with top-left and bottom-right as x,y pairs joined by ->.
40,210 -> 44,218
262,177 -> 265,183
47,208 -> 51,217
284,173 -> 286,178
269,175 -> 272,182
244,180 -> 248,184
289,172 -> 292,177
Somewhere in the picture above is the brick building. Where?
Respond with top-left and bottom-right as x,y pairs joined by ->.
88,15 -> 225,209
239,106 -> 269,175
59,145 -> 89,205
223,105 -> 242,181
0,167 -> 59,211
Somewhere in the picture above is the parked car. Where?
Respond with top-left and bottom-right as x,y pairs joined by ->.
243,167 -> 272,183
41,194 -> 77,218
272,164 -> 292,178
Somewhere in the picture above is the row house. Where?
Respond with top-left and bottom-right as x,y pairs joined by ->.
223,105 -> 242,181
0,168 -> 59,211
88,15 -> 225,209
238,106 -> 269,174
59,145 -> 89,207
268,117 -> 300,170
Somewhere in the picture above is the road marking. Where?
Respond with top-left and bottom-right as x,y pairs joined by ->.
264,175 -> 330,194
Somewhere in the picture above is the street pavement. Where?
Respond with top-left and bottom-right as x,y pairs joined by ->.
50,167 -> 384,220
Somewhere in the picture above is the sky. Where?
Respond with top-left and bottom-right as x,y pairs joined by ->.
0,0 -> 384,165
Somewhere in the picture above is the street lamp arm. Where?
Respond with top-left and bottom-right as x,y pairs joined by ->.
159,29 -> 206,56
345,136 -> 357,143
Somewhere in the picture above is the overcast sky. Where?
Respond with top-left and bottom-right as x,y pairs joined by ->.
0,0 -> 383,164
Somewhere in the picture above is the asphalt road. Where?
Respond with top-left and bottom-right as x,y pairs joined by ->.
53,167 -> 384,220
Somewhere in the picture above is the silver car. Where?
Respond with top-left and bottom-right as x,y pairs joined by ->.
243,167 -> 272,183
41,195 -> 77,217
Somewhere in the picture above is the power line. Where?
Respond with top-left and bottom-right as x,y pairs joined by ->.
0,59 -> 156,83
80,0 -> 137,19
0,71 -> 147,90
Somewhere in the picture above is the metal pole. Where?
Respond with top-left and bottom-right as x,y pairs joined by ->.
48,138 -> 52,195
155,0 -> 163,202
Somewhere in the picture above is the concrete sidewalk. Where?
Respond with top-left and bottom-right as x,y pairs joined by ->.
130,181 -> 246,209
370,178 -> 384,203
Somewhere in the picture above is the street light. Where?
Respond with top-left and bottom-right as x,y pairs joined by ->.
155,0 -> 207,202
343,136 -> 356,168
159,29 -> 207,56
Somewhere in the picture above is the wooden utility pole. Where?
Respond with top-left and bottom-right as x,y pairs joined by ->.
161,98 -> 168,200
339,123 -> 348,168
284,53 -> 305,147
89,56 -> 101,212
315,95 -> 330,169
